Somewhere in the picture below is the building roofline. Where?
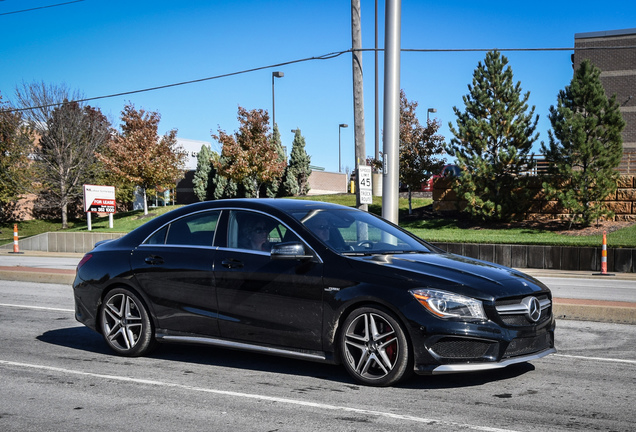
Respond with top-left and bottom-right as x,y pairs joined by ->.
575,28 -> 636,39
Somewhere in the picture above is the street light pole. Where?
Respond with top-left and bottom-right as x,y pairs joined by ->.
339,124 -> 348,173
272,71 -> 284,129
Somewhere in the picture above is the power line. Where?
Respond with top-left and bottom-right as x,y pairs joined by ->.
6,50 -> 349,113
0,0 -> 85,16
3,44 -> 634,114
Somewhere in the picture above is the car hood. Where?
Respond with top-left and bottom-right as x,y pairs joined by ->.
349,251 -> 548,300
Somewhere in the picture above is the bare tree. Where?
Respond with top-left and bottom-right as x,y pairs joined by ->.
14,81 -> 82,129
14,82 -> 111,228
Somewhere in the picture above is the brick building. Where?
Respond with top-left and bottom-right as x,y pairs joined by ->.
573,28 -> 636,173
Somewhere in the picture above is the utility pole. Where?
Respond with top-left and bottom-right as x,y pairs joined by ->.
375,0 -> 380,162
351,0 -> 367,211
381,0 -> 401,224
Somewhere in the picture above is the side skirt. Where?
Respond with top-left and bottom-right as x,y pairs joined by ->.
155,332 -> 334,364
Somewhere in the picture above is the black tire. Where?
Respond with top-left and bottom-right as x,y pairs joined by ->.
339,306 -> 412,386
100,288 -> 155,357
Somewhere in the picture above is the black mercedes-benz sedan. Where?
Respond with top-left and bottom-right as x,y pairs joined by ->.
73,199 -> 555,386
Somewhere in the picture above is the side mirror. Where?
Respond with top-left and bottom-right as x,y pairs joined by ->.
270,242 -> 313,260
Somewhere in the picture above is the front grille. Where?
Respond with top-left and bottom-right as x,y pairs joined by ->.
503,333 -> 553,358
429,338 -> 496,359
495,294 -> 552,327
500,306 -> 552,326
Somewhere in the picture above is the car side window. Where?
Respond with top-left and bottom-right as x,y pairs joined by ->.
227,210 -> 300,252
145,226 -> 168,245
145,211 -> 220,246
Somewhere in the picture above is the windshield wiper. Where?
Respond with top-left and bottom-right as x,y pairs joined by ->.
342,252 -> 372,256
343,250 -> 428,256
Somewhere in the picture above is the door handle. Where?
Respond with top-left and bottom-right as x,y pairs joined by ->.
144,255 -> 164,265
222,259 -> 244,269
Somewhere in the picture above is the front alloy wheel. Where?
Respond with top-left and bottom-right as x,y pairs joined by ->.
340,307 -> 411,386
100,288 -> 155,356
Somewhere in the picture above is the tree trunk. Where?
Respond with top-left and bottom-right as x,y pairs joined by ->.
62,202 -> 68,229
143,188 -> 148,215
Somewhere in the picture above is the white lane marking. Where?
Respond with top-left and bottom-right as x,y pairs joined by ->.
0,359 -> 519,432
554,354 -> 636,366
0,303 -> 73,313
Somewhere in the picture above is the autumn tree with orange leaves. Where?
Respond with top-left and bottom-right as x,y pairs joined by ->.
212,106 -> 285,198
399,89 -> 445,213
97,103 -> 186,215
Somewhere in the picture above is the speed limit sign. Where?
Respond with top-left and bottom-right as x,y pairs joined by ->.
358,165 -> 373,204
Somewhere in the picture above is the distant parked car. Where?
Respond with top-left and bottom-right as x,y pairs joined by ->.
73,198 -> 555,386
424,164 -> 462,192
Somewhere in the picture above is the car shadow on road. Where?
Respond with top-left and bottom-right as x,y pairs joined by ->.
37,326 -> 113,356
38,326 -> 536,389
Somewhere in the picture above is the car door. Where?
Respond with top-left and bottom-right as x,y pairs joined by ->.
214,210 -> 324,350
130,210 -> 221,336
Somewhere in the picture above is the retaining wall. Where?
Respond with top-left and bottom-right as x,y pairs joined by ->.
3,231 -> 634,272
431,242 -> 635,273
1,232 -> 124,254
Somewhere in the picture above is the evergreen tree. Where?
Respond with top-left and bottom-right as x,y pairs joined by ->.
281,166 -> 298,197
211,169 -> 238,199
211,153 -> 238,200
192,144 -> 213,201
541,59 -> 625,226
265,124 -> 287,197
282,129 -> 311,196
446,50 -> 539,221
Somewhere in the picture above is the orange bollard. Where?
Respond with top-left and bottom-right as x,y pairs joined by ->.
601,231 -> 608,274
8,223 -> 24,254
593,230 -> 614,276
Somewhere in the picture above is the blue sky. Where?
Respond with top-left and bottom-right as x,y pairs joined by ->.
2,0 -> 635,173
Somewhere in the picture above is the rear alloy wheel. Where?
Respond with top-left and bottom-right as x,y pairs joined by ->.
340,307 -> 411,386
100,288 -> 155,356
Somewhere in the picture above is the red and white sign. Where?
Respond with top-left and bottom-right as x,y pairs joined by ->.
84,184 -> 116,213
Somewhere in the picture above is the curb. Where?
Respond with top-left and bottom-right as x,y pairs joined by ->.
0,267 -> 75,285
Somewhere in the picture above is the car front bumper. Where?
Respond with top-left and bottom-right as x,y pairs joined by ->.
416,346 -> 556,375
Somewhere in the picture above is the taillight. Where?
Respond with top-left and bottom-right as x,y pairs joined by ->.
77,254 -> 93,270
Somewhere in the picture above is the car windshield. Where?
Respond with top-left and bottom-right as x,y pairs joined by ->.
291,208 -> 432,255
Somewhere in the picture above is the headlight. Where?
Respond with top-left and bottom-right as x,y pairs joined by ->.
410,289 -> 486,321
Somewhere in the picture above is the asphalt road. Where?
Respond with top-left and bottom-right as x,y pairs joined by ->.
1,280 -> 635,432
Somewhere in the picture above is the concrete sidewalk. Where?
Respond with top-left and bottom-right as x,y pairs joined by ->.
1,250 -> 635,325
